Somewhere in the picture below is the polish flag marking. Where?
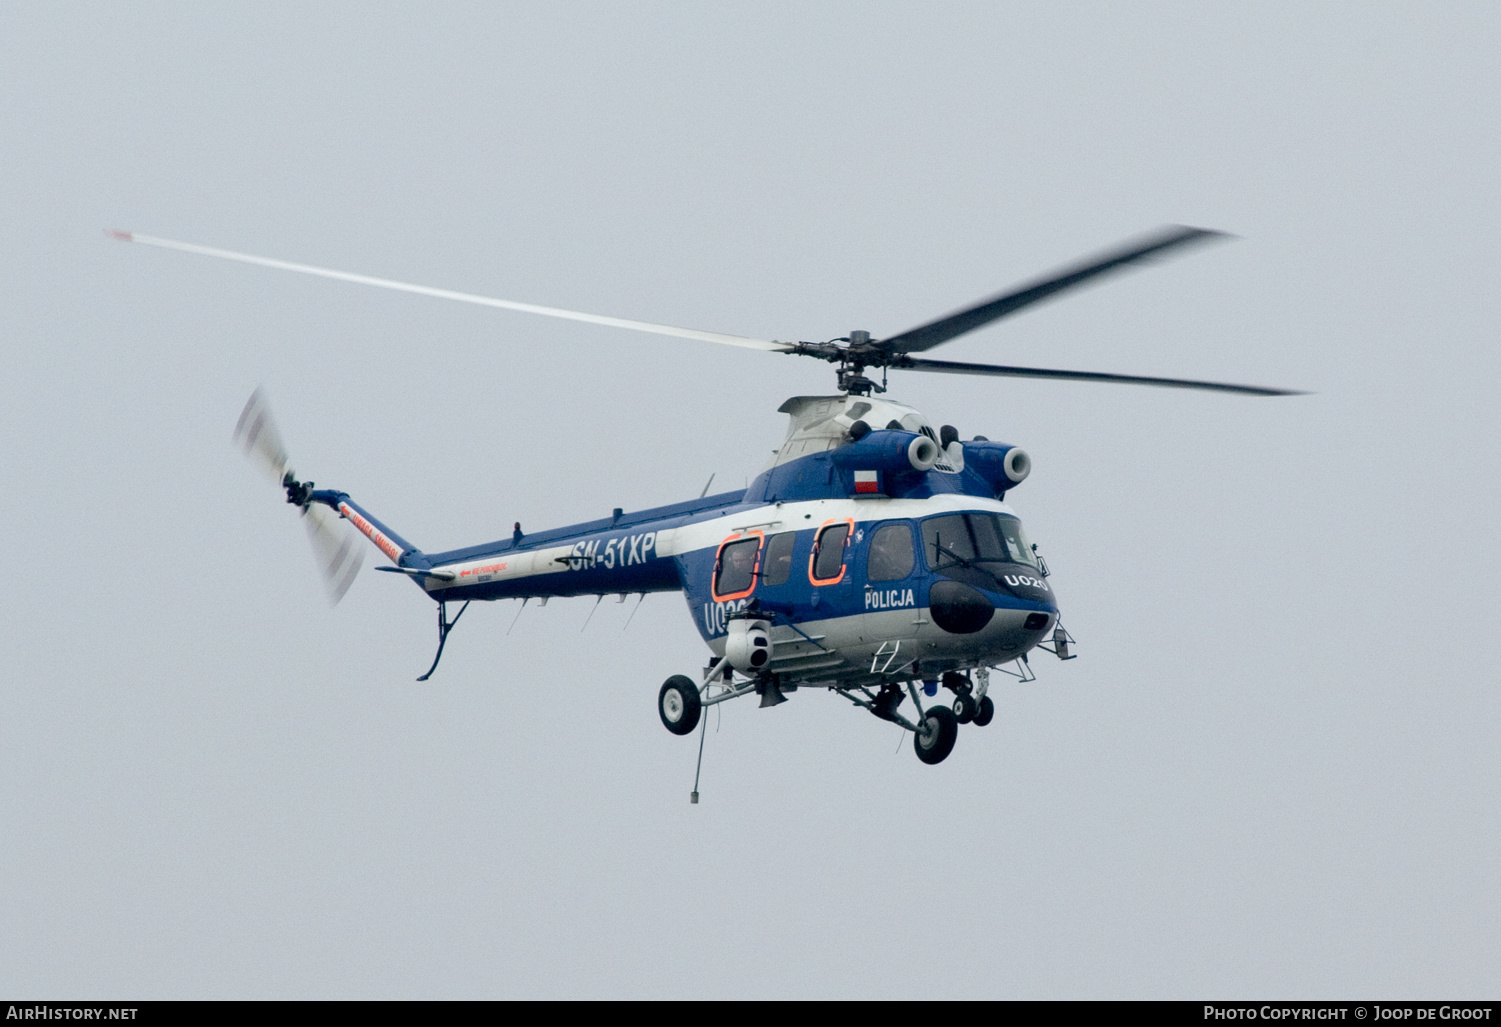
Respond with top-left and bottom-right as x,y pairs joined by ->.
854,470 -> 879,494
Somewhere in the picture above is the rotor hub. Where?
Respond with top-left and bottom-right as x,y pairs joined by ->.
836,366 -> 881,396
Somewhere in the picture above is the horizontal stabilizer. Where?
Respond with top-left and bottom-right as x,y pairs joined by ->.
375,566 -> 456,582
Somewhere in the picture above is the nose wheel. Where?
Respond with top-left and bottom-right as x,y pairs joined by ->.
658,675 -> 702,735
972,694 -> 995,727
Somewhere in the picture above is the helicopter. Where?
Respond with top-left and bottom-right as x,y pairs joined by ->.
113,224 -> 1300,771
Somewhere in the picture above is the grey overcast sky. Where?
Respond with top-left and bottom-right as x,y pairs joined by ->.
3,3 -> 1499,999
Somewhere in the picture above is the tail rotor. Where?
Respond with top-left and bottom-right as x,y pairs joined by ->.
232,389 -> 363,604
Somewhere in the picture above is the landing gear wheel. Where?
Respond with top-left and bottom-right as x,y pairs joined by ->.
913,705 -> 959,765
658,675 -> 702,735
972,695 -> 995,727
952,694 -> 977,724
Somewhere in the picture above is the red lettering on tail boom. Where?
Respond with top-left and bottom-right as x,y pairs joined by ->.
339,502 -> 403,563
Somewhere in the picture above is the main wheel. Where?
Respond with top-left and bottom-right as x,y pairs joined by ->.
972,694 -> 995,727
658,675 -> 702,735
952,693 -> 977,724
913,705 -> 959,765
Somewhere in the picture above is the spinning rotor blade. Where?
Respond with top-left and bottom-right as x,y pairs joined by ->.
876,225 -> 1229,355
109,230 -> 790,353
232,387 -> 290,483
122,226 -> 1302,397
302,502 -> 364,605
895,356 -> 1304,396
232,388 -> 363,604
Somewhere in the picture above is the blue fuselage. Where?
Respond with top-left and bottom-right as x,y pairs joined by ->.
320,434 -> 1062,685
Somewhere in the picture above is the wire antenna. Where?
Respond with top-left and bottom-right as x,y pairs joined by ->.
623,593 -> 646,629
691,703 -> 709,804
506,597 -> 529,635
580,594 -> 603,631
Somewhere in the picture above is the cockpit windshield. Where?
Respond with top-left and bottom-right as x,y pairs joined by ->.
992,515 -> 1037,566
922,512 -> 1037,570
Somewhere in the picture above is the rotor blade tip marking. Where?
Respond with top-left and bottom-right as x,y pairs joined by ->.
106,229 -> 133,242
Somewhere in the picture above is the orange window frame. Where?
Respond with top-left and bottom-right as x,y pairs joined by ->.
808,518 -> 855,586
711,530 -> 765,602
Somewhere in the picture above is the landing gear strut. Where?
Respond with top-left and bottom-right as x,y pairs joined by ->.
835,680 -> 962,764
416,600 -> 469,682
658,662 -> 982,766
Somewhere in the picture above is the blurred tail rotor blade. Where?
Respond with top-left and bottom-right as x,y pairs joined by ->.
234,388 -> 362,603
302,502 -> 363,605
232,387 -> 290,484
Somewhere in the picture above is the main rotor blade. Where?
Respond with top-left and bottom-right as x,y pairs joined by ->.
108,230 -> 792,354
895,356 -> 1305,396
877,225 -> 1229,356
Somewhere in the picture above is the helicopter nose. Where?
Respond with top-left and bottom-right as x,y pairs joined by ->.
928,580 -> 995,634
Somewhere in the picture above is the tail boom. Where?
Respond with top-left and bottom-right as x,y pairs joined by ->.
309,490 -> 423,569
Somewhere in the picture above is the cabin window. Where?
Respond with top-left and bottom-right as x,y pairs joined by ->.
761,531 -> 796,587
810,522 -> 851,584
866,523 -> 915,582
714,536 -> 761,598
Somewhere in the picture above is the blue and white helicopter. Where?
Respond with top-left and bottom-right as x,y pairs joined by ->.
116,225 -> 1299,768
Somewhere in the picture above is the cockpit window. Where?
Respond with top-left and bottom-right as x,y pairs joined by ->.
866,523 -> 915,582
968,514 -> 1008,562
921,514 -> 974,570
921,513 -> 1037,570
994,515 -> 1037,566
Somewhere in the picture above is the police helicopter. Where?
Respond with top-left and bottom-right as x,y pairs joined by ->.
113,225 -> 1300,770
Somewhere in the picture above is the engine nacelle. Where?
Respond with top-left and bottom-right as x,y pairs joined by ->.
907,433 -> 940,471
961,441 -> 1032,495
829,430 -> 941,493
725,617 -> 773,672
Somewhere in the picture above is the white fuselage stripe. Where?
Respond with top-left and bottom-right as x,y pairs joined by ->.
422,494 -> 1017,590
